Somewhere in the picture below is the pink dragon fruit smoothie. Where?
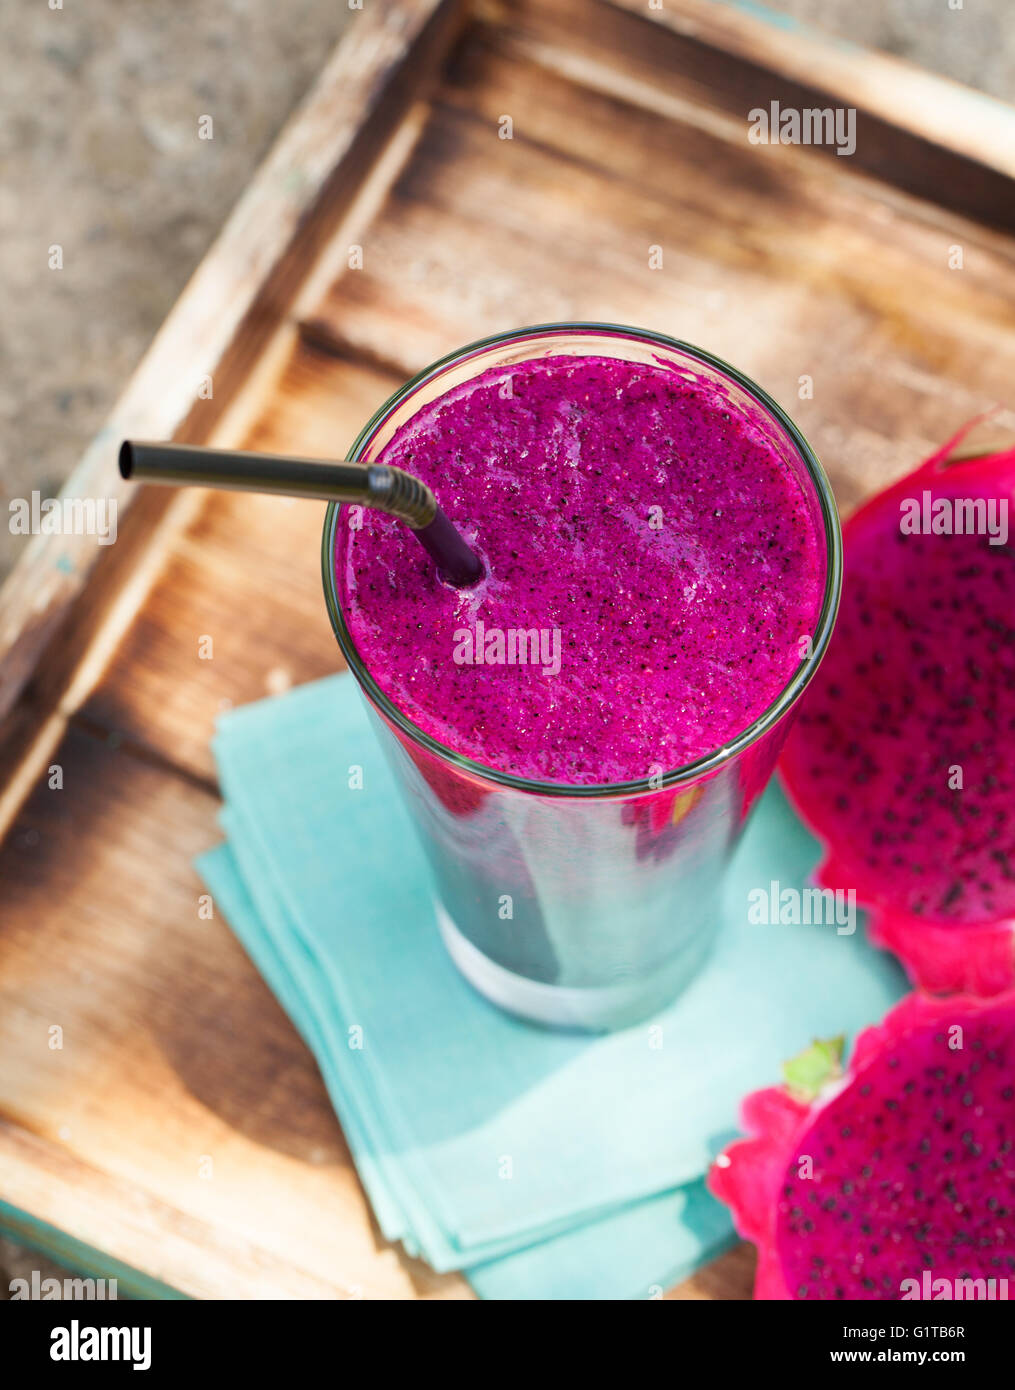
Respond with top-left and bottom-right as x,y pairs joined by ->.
338,356 -> 824,780
325,327 -> 840,1029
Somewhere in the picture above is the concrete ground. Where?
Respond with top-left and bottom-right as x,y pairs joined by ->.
0,0 -> 350,581
0,0 -> 1012,1297
775,0 -> 1013,97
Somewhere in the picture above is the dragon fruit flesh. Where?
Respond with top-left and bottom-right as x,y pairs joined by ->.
780,435 -> 1015,994
709,991 -> 1015,1299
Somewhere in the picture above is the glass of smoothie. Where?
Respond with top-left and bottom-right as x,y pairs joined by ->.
323,324 -> 841,1030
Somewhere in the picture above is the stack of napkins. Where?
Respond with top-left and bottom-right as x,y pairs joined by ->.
197,676 -> 905,1298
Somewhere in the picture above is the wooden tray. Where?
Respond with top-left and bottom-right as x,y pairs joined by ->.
2,0 -> 1014,1299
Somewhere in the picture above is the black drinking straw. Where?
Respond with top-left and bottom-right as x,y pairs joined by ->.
119,441 -> 484,588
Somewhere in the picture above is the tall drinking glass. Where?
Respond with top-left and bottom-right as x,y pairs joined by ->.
323,325 -> 842,1030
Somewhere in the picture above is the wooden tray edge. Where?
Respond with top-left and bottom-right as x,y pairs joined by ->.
0,0 -> 465,842
607,0 -> 1015,182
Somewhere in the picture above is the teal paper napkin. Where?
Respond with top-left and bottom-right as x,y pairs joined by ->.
197,675 -> 906,1293
200,835 -> 734,1298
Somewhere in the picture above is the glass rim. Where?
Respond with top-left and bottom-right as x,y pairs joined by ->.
321,321 -> 843,800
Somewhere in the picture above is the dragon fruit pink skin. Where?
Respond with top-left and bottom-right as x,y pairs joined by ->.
709,991 -> 1015,1300
780,432 -> 1015,995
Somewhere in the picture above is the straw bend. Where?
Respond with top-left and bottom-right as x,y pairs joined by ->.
365,464 -> 436,529
119,439 -> 484,588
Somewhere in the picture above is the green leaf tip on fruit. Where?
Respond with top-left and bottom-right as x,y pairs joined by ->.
781,1035 -> 845,1103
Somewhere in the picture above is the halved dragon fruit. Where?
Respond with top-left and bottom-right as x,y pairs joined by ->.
709,991 -> 1015,1300
781,430 -> 1015,994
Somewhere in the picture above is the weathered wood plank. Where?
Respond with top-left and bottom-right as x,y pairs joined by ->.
668,1242 -> 755,1300
307,42 -> 1015,515
0,725 -> 468,1299
80,344 -> 396,783
603,0 -> 1015,188
496,0 -> 1015,232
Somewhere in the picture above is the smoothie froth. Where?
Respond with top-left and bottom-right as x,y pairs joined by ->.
335,354 -> 824,785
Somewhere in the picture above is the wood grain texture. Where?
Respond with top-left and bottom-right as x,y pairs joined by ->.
0,726 -> 468,1299
2,0 -> 1013,1300
308,25 -> 1015,519
502,0 -> 1015,233
604,0 -> 1015,186
668,1242 -> 756,1300
81,344 -> 398,784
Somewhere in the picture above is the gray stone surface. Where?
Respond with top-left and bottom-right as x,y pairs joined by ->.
773,0 -> 1013,99
0,0 -> 349,579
